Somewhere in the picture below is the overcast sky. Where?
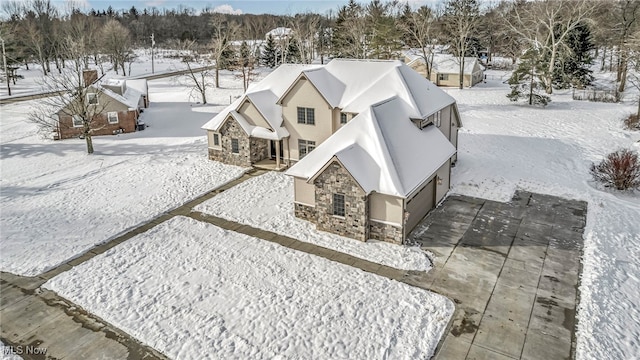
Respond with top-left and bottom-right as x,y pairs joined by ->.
55,0 -> 444,15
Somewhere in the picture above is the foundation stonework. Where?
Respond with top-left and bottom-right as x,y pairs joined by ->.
294,203 -> 316,221
369,220 -> 403,244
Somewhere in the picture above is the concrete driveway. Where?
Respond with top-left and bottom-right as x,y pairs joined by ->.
408,191 -> 587,360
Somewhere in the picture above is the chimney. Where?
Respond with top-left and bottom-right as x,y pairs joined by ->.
82,69 -> 98,87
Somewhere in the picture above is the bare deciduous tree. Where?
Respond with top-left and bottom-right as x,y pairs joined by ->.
505,0 -> 595,94
29,36 -> 111,154
210,14 -> 238,88
398,3 -> 438,78
179,40 -> 213,104
441,0 -> 480,89
101,19 -> 133,76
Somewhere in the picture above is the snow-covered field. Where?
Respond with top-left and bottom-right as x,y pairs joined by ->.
0,73 -> 249,276
45,216 -> 453,360
194,171 -> 431,271
445,74 -> 640,360
0,48 -> 189,98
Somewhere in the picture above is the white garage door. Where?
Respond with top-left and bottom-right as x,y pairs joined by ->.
405,179 -> 435,236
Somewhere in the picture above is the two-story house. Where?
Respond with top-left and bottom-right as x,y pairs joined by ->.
55,70 -> 148,140
202,59 -> 462,244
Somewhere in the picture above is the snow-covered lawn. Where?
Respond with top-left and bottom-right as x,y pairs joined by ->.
445,76 -> 640,359
0,75 -> 250,276
0,342 -> 23,360
0,49 -> 189,98
45,216 -> 453,360
194,171 -> 431,271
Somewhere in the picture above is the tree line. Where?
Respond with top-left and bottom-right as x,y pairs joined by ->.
2,0 -> 640,99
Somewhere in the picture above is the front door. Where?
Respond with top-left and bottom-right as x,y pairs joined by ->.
270,140 -> 284,159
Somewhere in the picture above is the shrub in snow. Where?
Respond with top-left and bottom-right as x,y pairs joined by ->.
624,114 -> 640,131
590,149 -> 640,190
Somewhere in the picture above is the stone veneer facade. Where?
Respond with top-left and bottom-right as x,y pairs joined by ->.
208,118 -> 269,167
313,161 -> 369,242
294,203 -> 316,221
369,220 -> 403,244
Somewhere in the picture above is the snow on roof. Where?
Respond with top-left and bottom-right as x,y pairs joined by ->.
404,50 -> 481,75
126,79 -> 148,96
286,96 -> 456,197
266,27 -> 292,37
97,85 -> 141,109
301,68 -> 345,108
202,64 -> 319,135
246,90 -> 289,138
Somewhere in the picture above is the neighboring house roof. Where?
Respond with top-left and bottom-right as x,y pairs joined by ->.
286,96 -> 456,198
100,78 -> 147,109
266,27 -> 292,38
99,85 -> 142,110
125,79 -> 149,96
404,50 -> 482,75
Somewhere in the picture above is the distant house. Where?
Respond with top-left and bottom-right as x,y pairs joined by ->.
202,59 -> 462,244
404,50 -> 484,87
55,70 -> 148,140
265,27 -> 293,41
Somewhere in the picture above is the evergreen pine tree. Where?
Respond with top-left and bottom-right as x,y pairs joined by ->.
218,39 -> 236,70
286,38 -> 301,63
553,22 -> 594,89
507,48 -> 551,106
261,35 -> 277,68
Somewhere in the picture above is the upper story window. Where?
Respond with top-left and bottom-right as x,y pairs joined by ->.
340,112 -> 347,124
297,107 -> 315,125
298,139 -> 316,158
72,115 -> 83,127
107,112 -> 118,124
87,93 -> 98,105
231,138 -> 239,153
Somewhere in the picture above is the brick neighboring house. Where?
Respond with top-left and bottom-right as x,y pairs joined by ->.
202,59 -> 462,244
55,70 -> 148,140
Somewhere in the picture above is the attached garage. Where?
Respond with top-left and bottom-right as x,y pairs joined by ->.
405,178 -> 436,236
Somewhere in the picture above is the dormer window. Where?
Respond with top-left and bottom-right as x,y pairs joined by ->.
87,93 -> 98,105
412,117 -> 433,130
340,112 -> 348,124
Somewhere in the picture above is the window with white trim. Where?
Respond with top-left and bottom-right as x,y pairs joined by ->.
340,112 -> 347,124
107,111 -> 118,124
213,133 -> 220,146
297,107 -> 315,125
87,93 -> 98,105
72,115 -> 83,128
435,110 -> 441,127
231,138 -> 239,153
333,193 -> 345,217
298,139 -> 315,158
438,74 -> 449,81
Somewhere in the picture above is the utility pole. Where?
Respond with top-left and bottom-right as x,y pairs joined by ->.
1,37 -> 10,96
150,33 -> 155,74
